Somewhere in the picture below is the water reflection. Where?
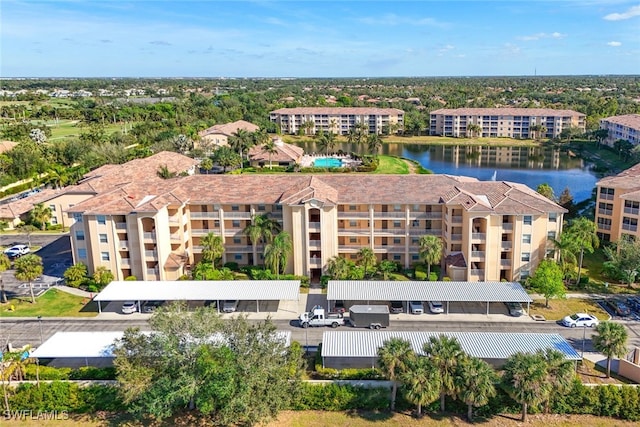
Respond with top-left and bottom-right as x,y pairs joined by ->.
293,142 -> 598,203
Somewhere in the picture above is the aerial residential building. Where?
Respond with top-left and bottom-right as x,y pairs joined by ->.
429,108 -> 586,139
594,162 -> 640,243
599,114 -> 640,147
269,107 -> 404,135
196,120 -> 259,149
65,152 -> 564,283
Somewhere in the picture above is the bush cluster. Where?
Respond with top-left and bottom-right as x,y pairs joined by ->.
8,382 -> 124,413
24,365 -> 116,381
291,383 -> 389,411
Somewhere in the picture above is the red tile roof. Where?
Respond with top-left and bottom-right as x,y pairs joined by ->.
430,108 -> 585,117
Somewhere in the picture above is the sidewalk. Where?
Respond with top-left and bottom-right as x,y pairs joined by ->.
55,285 -> 93,298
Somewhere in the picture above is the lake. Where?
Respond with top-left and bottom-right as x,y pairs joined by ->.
294,142 -> 599,203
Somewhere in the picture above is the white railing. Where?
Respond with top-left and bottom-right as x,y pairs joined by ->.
120,258 -> 131,267
143,232 -> 156,240
500,259 -> 511,267
118,240 -> 129,249
146,268 -> 159,276
501,241 -> 513,249
190,212 -> 219,219
451,216 -> 463,224
337,212 -> 370,218
170,233 -> 181,241
338,228 -> 370,235
308,222 -> 321,229
168,216 -> 181,224
450,234 -> 462,241
470,269 -> 484,276
471,233 -> 486,241
223,212 -> 251,218
502,223 -> 513,231
144,250 -> 157,258
373,212 -> 406,219
337,246 -> 360,252
471,251 -> 485,258
373,229 -> 406,235
115,223 -> 127,230
225,245 -> 253,252
309,240 -> 321,248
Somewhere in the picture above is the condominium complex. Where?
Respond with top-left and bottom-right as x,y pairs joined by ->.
429,108 -> 586,139
599,114 -> 640,147
269,107 -> 404,135
63,152 -> 564,283
595,163 -> 640,243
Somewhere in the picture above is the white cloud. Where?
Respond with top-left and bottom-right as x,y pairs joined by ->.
517,32 -> 566,41
359,14 -> 447,28
607,41 -> 622,46
603,4 -> 640,21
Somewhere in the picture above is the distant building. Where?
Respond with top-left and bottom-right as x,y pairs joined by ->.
599,114 -> 640,147
247,137 -> 304,167
197,120 -> 259,149
594,162 -> 640,243
429,108 -> 586,139
270,107 -> 404,135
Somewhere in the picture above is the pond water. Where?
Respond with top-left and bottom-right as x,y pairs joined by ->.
294,142 -> 599,203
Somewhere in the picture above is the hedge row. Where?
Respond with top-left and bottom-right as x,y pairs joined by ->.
8,382 -> 124,413
24,365 -> 116,381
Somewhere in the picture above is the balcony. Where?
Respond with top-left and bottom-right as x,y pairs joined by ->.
223,212 -> 251,219
337,245 -> 360,253
451,216 -> 463,224
309,240 -> 321,249
502,223 -> 513,231
500,259 -> 512,267
223,227 -> 244,235
144,250 -> 158,259
338,227 -> 371,235
373,228 -> 406,235
373,212 -> 406,219
471,251 -> 485,259
168,215 -> 181,224
599,194 -> 614,201
143,232 -> 156,241
118,240 -> 129,249
190,211 -> 219,219
409,211 -> 443,220
374,246 -> 405,252
598,209 -> 613,216
471,233 -> 486,241
191,228 -> 214,236
598,223 -> 612,230
408,229 -> 442,236
337,211 -> 369,219
120,258 -> 131,267
308,222 -> 321,231
501,241 -> 513,250
225,245 -> 253,253
170,233 -> 181,241
146,268 -> 159,276
450,234 -> 462,241
470,269 -> 485,277
115,222 -> 127,230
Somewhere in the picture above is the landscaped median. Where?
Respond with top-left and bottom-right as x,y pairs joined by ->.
0,288 -> 97,317
528,297 -> 610,322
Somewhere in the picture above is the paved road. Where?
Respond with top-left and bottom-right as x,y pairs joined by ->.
2,317 -> 639,353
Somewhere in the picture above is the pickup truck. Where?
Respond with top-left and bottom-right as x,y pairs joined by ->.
299,305 -> 345,328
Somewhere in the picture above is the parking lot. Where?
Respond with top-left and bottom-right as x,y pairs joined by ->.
598,296 -> 640,321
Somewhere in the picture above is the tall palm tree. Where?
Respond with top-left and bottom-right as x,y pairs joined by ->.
419,235 -> 443,279
593,321 -> 629,378
357,247 -> 376,279
541,348 -> 575,413
366,133 -> 383,157
455,356 -> 497,422
264,231 -> 292,279
377,338 -> 415,411
261,139 -> 278,169
316,130 -> 337,154
326,255 -> 352,280
200,232 -> 225,270
565,218 -> 599,284
0,254 -> 10,303
228,128 -> 252,168
502,351 -> 550,422
28,203 -> 52,231
466,123 -> 482,138
549,232 -> 578,273
243,214 -> 281,266
14,254 -> 43,304
399,356 -> 441,417
422,335 -> 464,412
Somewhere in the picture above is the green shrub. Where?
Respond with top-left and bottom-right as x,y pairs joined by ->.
69,366 -> 116,380
9,382 -> 80,412
46,224 -> 63,231
24,365 -> 71,380
291,383 -> 389,411
314,365 -> 384,380
428,272 -> 438,281
223,261 -> 239,271
414,270 -> 427,280
77,385 -> 124,413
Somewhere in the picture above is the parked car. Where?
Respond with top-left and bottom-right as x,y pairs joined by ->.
222,300 -> 238,313
560,313 -> 599,328
333,300 -> 346,314
389,301 -> 404,314
4,244 -> 30,258
505,302 -> 524,317
606,299 -> 631,317
141,300 -> 163,313
204,300 -> 217,308
626,296 -> 640,313
428,301 -> 444,314
121,301 -> 137,314
409,301 -> 424,315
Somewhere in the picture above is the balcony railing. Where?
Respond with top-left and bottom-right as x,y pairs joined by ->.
118,240 -> 129,249
373,229 -> 406,235
223,212 -> 251,219
170,233 -> 181,241
120,258 -> 131,267
190,211 -> 219,219
502,223 -> 513,231
450,234 -> 462,241
225,245 -> 253,252
337,245 -> 360,252
168,215 -> 181,224
115,222 -> 127,230
471,233 -> 486,241
408,212 -> 443,220
309,239 -> 321,249
500,259 -> 511,267
374,245 -> 405,252
338,228 -> 370,235
308,222 -> 321,230
373,212 -> 406,219
146,268 -> 159,276
470,269 -> 485,276
144,250 -> 157,258
599,194 -> 614,201
309,257 -> 322,267
471,251 -> 485,258
143,232 -> 156,240
501,241 -> 513,249
190,229 -> 214,236
451,216 -> 463,224
337,212 -> 369,218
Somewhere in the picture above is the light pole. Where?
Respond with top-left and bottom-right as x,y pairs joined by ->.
37,316 -> 43,345
581,324 -> 586,358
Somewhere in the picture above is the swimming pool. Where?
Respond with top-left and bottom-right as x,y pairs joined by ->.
314,157 -> 343,168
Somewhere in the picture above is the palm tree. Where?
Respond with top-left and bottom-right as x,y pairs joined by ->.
422,335 -> 464,412
263,231 -> 292,279
243,214 -> 281,266
541,348 -> 575,413
502,351 -> 550,422
549,231 -> 578,274
228,128 -> 252,168
200,157 -> 213,174
326,255 -> 352,280
200,232 -> 225,270
28,203 -> 52,231
377,338 -> 415,411
593,322 -> 629,378
455,356 -> 497,422
366,133 -> 383,156
14,254 -> 43,304
357,247 -> 376,279
418,235 -> 443,279
316,130 -> 337,154
261,139 -> 278,169
565,218 -> 599,284
466,123 -> 482,138
0,254 -> 10,303
399,356 -> 441,417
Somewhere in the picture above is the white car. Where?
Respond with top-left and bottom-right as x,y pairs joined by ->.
428,301 -> 444,314
4,244 -> 30,258
121,301 -> 138,314
561,313 -> 599,328
409,301 -> 424,315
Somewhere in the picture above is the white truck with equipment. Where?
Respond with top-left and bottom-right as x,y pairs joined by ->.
299,305 -> 345,328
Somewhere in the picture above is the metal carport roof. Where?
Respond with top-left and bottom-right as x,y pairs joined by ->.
94,280 -> 300,302
321,331 -> 581,361
327,281 -> 532,303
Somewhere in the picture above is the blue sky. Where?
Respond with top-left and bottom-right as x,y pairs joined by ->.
1,0 -> 639,77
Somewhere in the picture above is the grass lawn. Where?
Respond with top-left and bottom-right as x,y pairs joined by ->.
0,288 -> 97,318
528,298 -> 609,321
572,248 -> 639,295
371,155 -> 409,174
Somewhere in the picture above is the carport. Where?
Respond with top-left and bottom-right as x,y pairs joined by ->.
321,331 -> 581,369
31,331 -> 122,367
327,280 -> 532,315
93,280 -> 300,313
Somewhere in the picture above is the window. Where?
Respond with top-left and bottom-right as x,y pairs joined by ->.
75,230 -> 85,241
99,234 -> 108,243
233,237 -> 241,244
393,238 -> 401,244
232,220 -> 240,227
350,254 -> 357,260
523,216 -> 532,226
622,217 -> 638,231
49,204 -> 56,212
72,213 -> 83,223
412,220 -> 419,227
97,215 -> 106,225
522,234 -> 531,244
597,217 -> 612,230
349,221 -> 357,227
412,238 -> 419,245
624,200 -> 640,215
600,187 -> 614,200
234,254 -> 242,260
50,217 -> 58,225
393,221 -> 401,228
548,213 -> 557,223
101,252 -> 110,261
78,248 -> 87,259
393,255 -> 401,260
547,231 -> 557,239
257,204 -> 266,211
412,254 -> 420,261
521,252 -> 530,262
231,205 -> 239,211
349,237 -> 357,243
521,270 -> 530,279
598,202 -> 613,215
349,205 -> 356,211
393,204 -> 402,212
